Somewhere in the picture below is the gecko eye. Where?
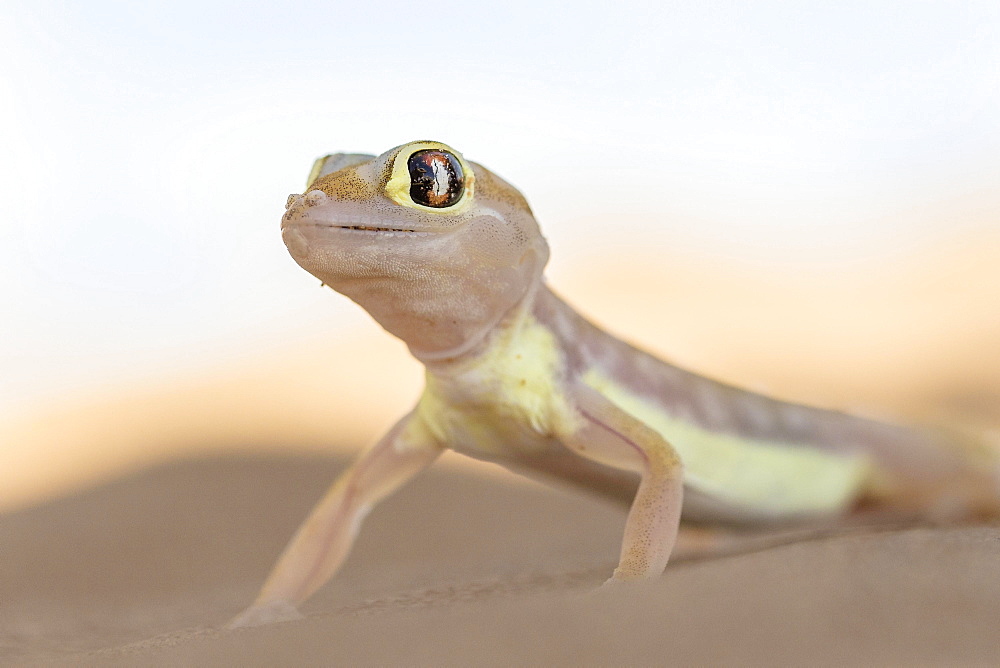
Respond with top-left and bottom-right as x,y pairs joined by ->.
407,149 -> 465,208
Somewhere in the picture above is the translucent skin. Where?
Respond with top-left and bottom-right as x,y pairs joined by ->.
228,140 -> 1000,628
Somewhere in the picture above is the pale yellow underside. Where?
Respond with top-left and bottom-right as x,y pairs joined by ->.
416,309 -> 871,518
583,369 -> 873,517
414,313 -> 580,456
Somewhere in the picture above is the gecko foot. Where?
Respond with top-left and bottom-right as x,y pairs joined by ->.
226,599 -> 304,629
599,571 -> 646,589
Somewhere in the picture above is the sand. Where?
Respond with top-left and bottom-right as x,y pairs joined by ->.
3,452 -> 999,666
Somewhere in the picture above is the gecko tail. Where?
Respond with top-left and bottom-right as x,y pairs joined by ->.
904,424 -> 1000,523
985,427 -> 1000,501
964,426 -> 1000,520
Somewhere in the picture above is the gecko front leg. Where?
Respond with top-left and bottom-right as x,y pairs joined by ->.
228,411 -> 443,628
562,383 -> 685,581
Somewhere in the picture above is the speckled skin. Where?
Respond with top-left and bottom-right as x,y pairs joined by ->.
228,141 -> 1000,628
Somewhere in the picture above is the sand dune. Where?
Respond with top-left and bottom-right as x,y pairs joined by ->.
3,454 -> 999,666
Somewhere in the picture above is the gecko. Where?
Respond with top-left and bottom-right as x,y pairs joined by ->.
229,140 -> 1000,627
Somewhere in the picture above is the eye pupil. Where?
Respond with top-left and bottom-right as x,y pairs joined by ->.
407,149 -> 464,208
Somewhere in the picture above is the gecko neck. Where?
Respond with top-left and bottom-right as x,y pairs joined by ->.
414,280 -> 547,372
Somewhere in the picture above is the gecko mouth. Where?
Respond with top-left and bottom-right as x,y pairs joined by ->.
283,216 -> 435,238
283,192 -> 436,235
334,224 -> 426,234
321,223 -> 434,236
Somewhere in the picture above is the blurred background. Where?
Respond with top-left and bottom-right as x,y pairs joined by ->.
1,1 -> 998,512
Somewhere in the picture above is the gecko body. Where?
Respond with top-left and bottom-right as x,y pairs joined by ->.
230,140 -> 999,627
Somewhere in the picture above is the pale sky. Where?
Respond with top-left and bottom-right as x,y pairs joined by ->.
2,1 -> 999,415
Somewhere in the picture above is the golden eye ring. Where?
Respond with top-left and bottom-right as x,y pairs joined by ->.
384,141 -> 475,213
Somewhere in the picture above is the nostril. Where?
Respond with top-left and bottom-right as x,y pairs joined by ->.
305,190 -> 328,206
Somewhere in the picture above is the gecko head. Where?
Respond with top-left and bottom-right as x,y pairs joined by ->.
281,140 -> 550,361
